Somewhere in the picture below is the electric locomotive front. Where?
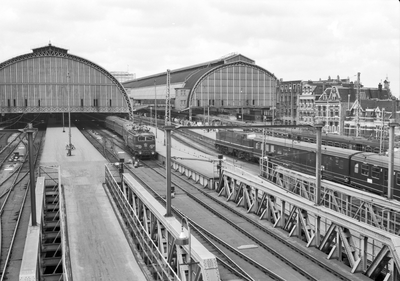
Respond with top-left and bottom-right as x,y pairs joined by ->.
126,126 -> 157,159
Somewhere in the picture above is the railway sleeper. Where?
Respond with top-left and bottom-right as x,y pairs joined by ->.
42,243 -> 61,253
44,212 -> 59,220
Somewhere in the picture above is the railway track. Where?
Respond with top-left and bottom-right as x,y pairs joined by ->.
140,161 -> 348,281
76,123 -> 249,280
0,129 -> 45,280
0,133 -> 23,170
79,121 -> 352,281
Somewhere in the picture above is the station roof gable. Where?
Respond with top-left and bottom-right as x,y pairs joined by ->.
122,53 -> 258,90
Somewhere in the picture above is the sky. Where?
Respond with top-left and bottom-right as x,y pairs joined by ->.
1,0 -> 399,97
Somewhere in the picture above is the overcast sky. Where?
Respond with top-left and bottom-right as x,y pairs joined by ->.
1,0 -> 399,96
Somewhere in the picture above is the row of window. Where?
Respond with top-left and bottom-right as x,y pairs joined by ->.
2,98 -> 111,107
354,163 -> 400,185
137,136 -> 154,141
189,99 -> 257,107
280,83 -> 302,93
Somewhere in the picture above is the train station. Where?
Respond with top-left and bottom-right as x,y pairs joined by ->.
0,44 -> 400,281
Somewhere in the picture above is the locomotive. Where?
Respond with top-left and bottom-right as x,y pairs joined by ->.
105,116 -> 157,159
215,129 -> 400,200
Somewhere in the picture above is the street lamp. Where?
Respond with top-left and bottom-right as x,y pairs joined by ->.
176,216 -> 194,281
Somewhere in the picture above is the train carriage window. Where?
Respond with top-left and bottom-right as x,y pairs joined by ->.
371,166 -> 381,179
138,136 -> 146,141
397,173 -> 400,185
255,142 -> 260,149
146,136 -> 154,141
366,146 -> 372,152
307,153 -> 315,166
341,144 -> 348,149
283,148 -> 289,156
361,164 -> 369,176
338,159 -> 344,169
354,163 -> 359,173
276,147 -> 283,155
321,140 -> 326,145
373,148 -> 380,153
334,142 -> 340,147
327,141 -> 333,146
293,150 -> 299,162
310,138 -> 316,143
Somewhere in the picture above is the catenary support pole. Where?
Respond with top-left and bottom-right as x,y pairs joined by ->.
165,125 -> 172,217
26,123 -> 37,226
315,123 -> 323,205
388,123 -> 398,199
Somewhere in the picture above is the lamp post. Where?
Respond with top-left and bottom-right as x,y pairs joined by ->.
217,154 -> 223,180
67,72 -> 73,156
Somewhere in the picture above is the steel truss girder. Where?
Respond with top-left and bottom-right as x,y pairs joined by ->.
104,167 -> 220,281
220,166 -> 400,280
171,160 -> 215,188
264,163 -> 400,235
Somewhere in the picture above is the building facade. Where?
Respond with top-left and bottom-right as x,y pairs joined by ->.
314,80 -> 395,137
297,82 -> 325,126
276,80 -> 302,125
278,75 -> 398,138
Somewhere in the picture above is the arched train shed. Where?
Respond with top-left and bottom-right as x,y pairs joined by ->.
123,54 -> 278,122
0,44 -> 132,120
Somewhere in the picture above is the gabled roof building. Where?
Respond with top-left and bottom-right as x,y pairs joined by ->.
313,79 -> 397,137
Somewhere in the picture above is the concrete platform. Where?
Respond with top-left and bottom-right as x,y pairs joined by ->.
152,127 -> 217,178
40,127 -> 147,281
